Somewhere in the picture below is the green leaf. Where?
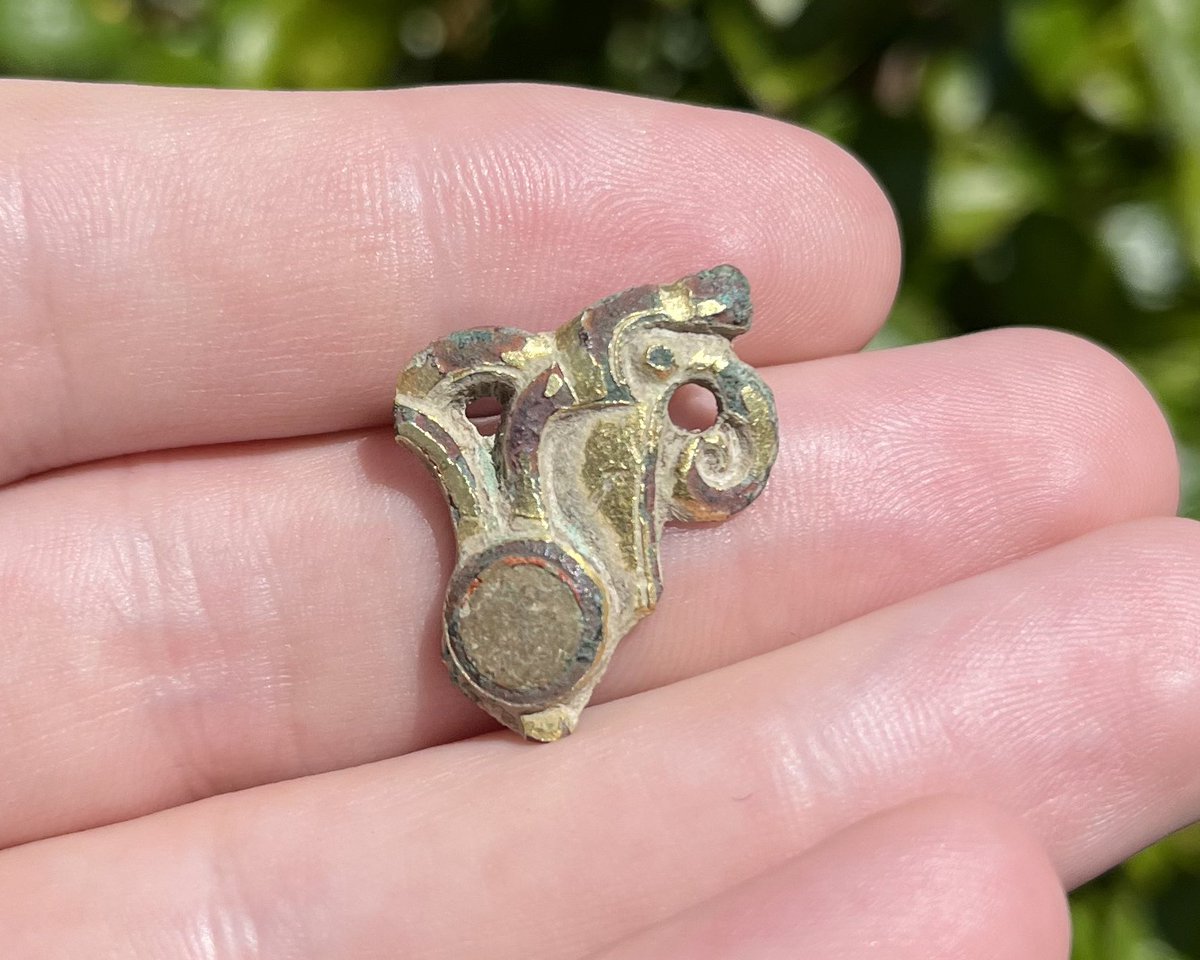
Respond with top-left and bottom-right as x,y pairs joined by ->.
1010,0 -> 1150,131
1182,445 -> 1200,520
921,54 -> 990,135
749,0 -> 809,29
706,0 -> 846,112
1007,0 -> 1093,103
0,0 -> 138,77
928,125 -> 1053,256
216,0 -> 398,89
1133,0 -> 1200,271
1098,202 -> 1188,310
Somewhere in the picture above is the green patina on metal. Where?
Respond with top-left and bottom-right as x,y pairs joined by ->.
393,266 -> 778,740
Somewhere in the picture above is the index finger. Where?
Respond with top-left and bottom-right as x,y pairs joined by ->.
0,80 -> 900,484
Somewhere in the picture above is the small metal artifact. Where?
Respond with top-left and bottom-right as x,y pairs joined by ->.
394,265 -> 778,741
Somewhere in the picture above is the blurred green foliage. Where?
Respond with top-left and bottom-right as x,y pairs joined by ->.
0,0 -> 1197,956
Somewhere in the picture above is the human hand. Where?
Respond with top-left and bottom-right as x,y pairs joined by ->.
0,80 -> 1193,958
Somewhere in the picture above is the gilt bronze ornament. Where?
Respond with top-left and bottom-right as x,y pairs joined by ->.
394,265 -> 778,741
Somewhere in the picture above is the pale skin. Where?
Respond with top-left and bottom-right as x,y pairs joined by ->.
0,79 -> 1196,958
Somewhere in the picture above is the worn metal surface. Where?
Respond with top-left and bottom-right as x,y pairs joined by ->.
394,265 -> 779,741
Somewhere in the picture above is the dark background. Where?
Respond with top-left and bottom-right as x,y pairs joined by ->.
1,0 -> 1197,955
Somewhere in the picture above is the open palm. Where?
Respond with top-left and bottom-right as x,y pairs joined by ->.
1,80 -> 1195,959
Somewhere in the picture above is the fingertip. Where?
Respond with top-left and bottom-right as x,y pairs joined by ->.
589,794 -> 1071,960
877,795 -> 1073,959
968,327 -> 1180,519
403,83 -> 902,362
750,126 -> 903,358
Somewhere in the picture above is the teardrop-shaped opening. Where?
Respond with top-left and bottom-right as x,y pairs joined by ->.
462,380 -> 515,438
465,395 -> 502,435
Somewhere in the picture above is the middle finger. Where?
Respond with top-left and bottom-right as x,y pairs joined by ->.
0,327 -> 1176,847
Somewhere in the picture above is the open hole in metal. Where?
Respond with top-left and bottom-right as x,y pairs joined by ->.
462,382 -> 513,437
668,382 -> 719,432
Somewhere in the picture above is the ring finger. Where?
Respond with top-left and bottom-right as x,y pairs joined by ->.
0,329 -> 1178,850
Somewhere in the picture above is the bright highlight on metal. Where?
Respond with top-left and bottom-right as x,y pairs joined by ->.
394,266 -> 779,741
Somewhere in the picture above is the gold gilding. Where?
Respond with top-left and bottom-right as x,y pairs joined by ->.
582,412 -> 650,574
394,266 -> 778,739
